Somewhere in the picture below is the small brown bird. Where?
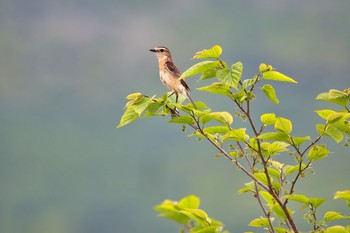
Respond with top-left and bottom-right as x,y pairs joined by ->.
150,46 -> 196,108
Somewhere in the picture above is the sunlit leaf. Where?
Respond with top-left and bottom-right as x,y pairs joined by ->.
126,92 -> 143,100
267,142 -> 289,155
335,190 -> 350,207
261,84 -> 279,104
284,194 -> 309,204
274,117 -> 292,134
268,168 -> 281,179
283,163 -> 308,176
274,227 -> 291,233
272,204 -> 288,220
324,125 -> 344,143
203,126 -> 230,134
291,136 -> 311,146
324,211 -> 347,222
309,197 -> 325,208
200,112 -> 233,125
258,132 -> 290,142
117,106 -> 138,128
181,61 -> 220,79
315,109 -> 336,120
248,217 -> 273,228
325,225 -> 349,233
197,82 -> 231,96
216,64 -> 241,90
178,195 -> 200,209
334,190 -> 350,201
154,199 -> 190,224
132,96 -> 151,116
179,209 -> 210,225
222,128 -> 249,142
238,181 -> 255,194
169,116 -> 195,124
307,145 -> 329,161
193,45 -> 223,59
262,70 -> 297,83
261,113 -> 277,125
316,89 -> 350,107
199,67 -> 219,81
253,173 -> 270,186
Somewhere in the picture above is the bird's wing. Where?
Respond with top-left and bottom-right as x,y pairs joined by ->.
165,61 -> 181,78
180,79 -> 190,92
165,60 -> 190,92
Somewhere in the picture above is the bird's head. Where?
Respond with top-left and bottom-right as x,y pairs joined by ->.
149,46 -> 172,60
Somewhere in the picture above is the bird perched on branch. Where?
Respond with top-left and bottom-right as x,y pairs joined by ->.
150,46 -> 196,108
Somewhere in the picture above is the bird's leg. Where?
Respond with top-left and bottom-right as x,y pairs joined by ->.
175,93 -> 179,103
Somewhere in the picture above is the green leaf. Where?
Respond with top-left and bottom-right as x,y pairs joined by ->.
324,125 -> 344,143
192,225 -> 223,233
146,101 -> 166,116
258,132 -> 290,142
267,141 -> 289,155
242,75 -> 258,89
197,82 -> 231,96
262,70 -> 298,83
193,45 -> 223,59
238,181 -> 255,194
181,61 -> 220,79
272,204 -> 288,220
309,197 -> 325,208
154,199 -> 190,224
327,112 -> 348,124
179,209 -> 210,224
178,195 -> 200,209
307,145 -> 329,161
259,191 -> 274,206
334,190 -> 350,201
231,61 -> 243,87
291,136 -> 311,146
315,109 -> 337,120
284,194 -> 309,204
200,112 -> 233,125
126,92 -> 143,100
326,225 -> 349,233
334,190 -> 350,208
132,96 -> 151,116
316,89 -> 350,106
216,64 -> 241,90
203,126 -> 230,134
268,168 -> 281,179
261,84 -> 279,104
274,117 -> 292,134
117,106 -> 139,128
199,67 -> 219,81
248,217 -> 273,228
324,211 -> 346,222
169,116 -> 195,124
274,227 -> 291,233
283,163 -> 308,176
222,128 -> 249,142
253,173 -> 270,186
261,113 -> 277,125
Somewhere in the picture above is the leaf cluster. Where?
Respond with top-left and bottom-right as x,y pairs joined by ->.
118,45 -> 350,233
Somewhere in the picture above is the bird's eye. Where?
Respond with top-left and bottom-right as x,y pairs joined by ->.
159,49 -> 164,52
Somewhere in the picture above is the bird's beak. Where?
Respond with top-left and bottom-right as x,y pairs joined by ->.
149,48 -> 156,52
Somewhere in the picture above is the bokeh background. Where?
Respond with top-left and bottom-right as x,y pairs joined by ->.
1,0 -> 349,232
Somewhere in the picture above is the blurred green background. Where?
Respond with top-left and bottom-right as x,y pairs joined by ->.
1,0 -> 349,232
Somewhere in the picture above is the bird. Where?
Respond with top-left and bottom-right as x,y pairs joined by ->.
149,46 -> 196,109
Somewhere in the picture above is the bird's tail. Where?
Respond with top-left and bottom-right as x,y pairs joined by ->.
186,92 -> 197,109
